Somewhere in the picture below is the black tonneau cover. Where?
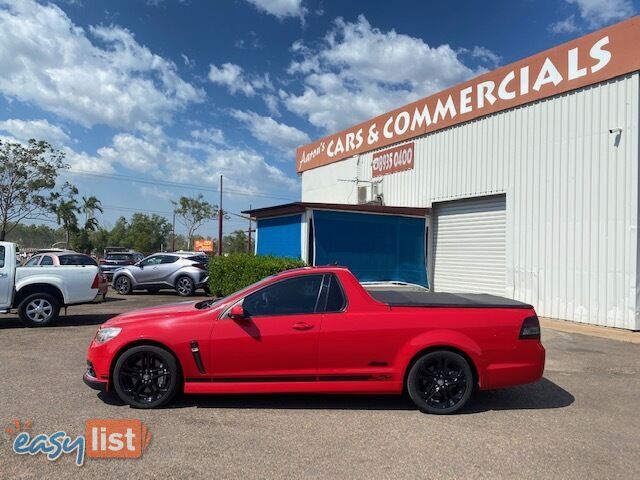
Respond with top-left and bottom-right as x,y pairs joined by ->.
364,286 -> 532,309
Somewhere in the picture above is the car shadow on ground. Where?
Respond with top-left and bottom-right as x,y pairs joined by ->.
97,377 -> 574,413
0,313 -> 116,329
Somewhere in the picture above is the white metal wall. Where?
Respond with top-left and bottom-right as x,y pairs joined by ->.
302,74 -> 640,330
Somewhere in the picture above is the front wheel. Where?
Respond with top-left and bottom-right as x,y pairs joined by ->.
407,350 -> 474,414
18,293 -> 60,327
114,276 -> 132,295
113,345 -> 180,409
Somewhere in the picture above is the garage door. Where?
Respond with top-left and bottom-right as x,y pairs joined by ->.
433,195 -> 506,296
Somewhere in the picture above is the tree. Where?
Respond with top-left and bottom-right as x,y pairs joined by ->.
172,195 -> 217,250
125,213 -> 172,254
50,182 -> 80,246
0,139 -> 68,240
223,229 -> 253,254
81,196 -> 103,230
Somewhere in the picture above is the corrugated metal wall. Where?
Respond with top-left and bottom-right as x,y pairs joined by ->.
301,74 -> 640,330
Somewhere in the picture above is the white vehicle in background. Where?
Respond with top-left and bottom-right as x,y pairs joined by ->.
0,242 -> 104,327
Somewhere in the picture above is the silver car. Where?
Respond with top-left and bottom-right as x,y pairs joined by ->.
112,252 -> 209,296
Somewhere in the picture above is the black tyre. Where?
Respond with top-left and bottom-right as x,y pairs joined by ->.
407,350 -> 474,414
113,345 -> 180,409
114,276 -> 132,295
18,293 -> 60,327
175,276 -> 194,297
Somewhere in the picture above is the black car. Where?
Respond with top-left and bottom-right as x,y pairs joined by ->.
99,251 -> 144,281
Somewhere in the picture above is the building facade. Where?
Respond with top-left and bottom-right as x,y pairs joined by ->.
294,17 -> 640,330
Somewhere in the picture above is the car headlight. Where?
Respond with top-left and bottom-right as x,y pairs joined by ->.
95,327 -> 122,344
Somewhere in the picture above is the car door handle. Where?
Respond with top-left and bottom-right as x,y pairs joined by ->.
0,273 -> 7,278
292,322 -> 314,331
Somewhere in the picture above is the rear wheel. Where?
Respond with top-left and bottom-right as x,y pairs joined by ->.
114,276 -> 132,295
18,293 -> 60,327
407,350 -> 473,414
175,276 -> 194,297
113,345 -> 179,409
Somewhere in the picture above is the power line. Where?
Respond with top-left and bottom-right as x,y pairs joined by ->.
62,168 -> 299,202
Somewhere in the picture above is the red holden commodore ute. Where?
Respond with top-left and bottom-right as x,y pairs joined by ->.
84,266 -> 545,414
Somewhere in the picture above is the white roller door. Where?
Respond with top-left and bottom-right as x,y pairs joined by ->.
433,195 -> 506,296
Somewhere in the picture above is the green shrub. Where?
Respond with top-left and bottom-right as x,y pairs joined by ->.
208,254 -> 306,297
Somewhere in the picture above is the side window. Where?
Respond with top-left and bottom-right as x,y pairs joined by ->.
40,255 -> 54,266
242,275 -> 324,317
25,255 -> 41,266
140,256 -> 162,267
324,275 -> 347,313
161,255 -> 178,264
0,246 -> 4,268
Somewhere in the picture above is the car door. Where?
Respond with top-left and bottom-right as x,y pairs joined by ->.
134,255 -> 164,284
156,255 -> 181,284
209,274 -> 325,380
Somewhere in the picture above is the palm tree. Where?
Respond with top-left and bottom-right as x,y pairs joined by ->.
82,196 -> 103,231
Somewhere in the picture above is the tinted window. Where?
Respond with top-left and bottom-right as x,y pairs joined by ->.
140,256 -> 163,267
106,253 -> 133,261
243,275 -> 324,317
0,246 -> 4,268
59,254 -> 98,266
40,255 -> 54,266
160,255 -> 179,264
25,255 -> 41,266
324,275 -> 346,312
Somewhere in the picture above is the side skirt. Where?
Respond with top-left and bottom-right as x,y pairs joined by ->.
183,379 -> 403,395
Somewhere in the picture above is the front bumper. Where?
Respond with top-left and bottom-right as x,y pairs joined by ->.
82,369 -> 109,392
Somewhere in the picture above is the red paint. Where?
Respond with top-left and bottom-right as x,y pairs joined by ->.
85,267 -> 545,397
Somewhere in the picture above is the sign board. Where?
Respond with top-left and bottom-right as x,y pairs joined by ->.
372,143 -> 414,177
194,239 -> 213,252
296,16 -> 640,172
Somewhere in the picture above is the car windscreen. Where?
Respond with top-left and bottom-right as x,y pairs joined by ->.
106,254 -> 133,261
59,254 -> 98,266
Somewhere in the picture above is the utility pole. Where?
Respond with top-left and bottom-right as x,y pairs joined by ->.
247,203 -> 255,254
171,210 -> 176,251
217,175 -> 223,256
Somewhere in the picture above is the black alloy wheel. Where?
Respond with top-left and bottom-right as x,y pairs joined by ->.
114,276 -> 132,295
113,345 -> 179,408
407,350 -> 473,414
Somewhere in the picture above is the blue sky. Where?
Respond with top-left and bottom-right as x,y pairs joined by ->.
0,0 -> 637,237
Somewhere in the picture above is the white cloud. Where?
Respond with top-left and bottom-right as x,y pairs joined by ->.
469,46 -> 502,68
208,62 -> 273,97
565,0 -> 635,28
230,110 -> 310,155
263,94 -> 281,116
0,0 -> 204,130
550,15 -> 580,34
191,128 -> 225,145
0,118 -> 70,145
282,15 -> 487,132
244,0 -> 306,19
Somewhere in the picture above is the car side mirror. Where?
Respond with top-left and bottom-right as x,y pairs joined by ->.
228,304 -> 246,320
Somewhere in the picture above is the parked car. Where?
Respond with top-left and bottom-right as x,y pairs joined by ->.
84,266 -> 545,413
112,252 -> 209,296
99,251 -> 144,281
23,251 -> 108,301
0,242 -> 105,327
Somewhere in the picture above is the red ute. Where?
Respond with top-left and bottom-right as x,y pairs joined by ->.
84,267 -> 545,414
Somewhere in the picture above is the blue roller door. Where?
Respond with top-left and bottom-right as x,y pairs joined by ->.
256,215 -> 302,258
312,210 -> 428,286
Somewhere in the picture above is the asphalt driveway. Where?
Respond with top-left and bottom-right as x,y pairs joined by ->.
0,292 -> 638,479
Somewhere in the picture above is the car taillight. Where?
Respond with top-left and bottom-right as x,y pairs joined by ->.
91,274 -> 100,289
194,263 -> 207,270
519,315 -> 541,340
99,259 -> 105,265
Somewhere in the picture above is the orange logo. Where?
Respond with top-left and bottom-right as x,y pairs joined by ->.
85,419 -> 151,459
